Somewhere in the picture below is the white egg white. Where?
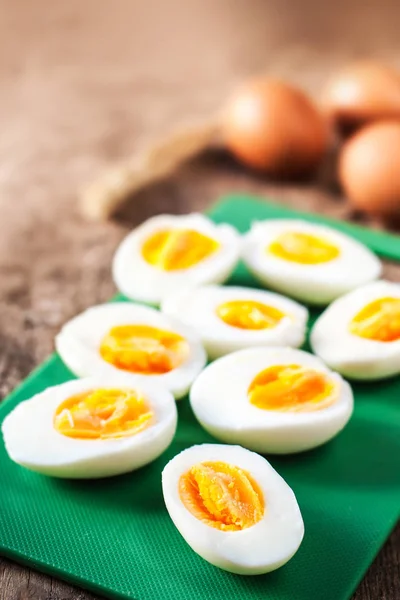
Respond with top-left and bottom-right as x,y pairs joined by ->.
112,214 -> 241,305
190,347 -> 353,454
1,377 -> 177,478
242,219 -> 381,305
161,284 -> 308,359
55,303 -> 207,399
162,444 -> 304,575
311,280 -> 400,380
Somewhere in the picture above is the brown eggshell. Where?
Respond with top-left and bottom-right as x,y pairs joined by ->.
339,121 -> 400,217
322,61 -> 400,132
223,79 -> 328,177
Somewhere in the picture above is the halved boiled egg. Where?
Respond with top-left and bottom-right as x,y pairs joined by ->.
161,285 -> 308,359
311,280 -> 400,380
242,219 -> 381,304
190,348 -> 353,454
162,444 -> 304,574
112,214 -> 240,304
56,303 -> 206,398
1,377 -> 177,478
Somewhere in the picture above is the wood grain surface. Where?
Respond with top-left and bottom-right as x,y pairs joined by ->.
0,1 -> 399,598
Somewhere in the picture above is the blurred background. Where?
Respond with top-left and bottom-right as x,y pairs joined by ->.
2,0 -> 400,230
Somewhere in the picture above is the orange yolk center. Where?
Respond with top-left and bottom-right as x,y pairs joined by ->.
142,228 -> 219,270
349,297 -> 400,342
99,325 -> 189,375
268,231 -> 340,264
54,388 -> 154,439
216,300 -> 286,330
179,461 -> 264,531
248,364 -> 336,412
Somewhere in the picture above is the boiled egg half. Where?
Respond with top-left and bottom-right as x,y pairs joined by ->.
190,347 -> 353,454
311,280 -> 400,380
242,219 -> 381,304
1,377 -> 177,478
56,303 -> 206,399
112,214 -> 240,304
162,444 -> 304,574
162,284 -> 308,359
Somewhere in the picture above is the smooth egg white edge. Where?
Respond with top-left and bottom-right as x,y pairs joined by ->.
310,280 -> 400,380
242,220 -> 382,305
190,347 -> 354,454
1,377 -> 177,478
55,302 -> 207,399
112,214 -> 241,305
162,444 -> 304,575
161,284 -> 309,359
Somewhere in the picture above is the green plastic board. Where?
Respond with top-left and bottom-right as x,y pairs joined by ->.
1,194 -> 399,600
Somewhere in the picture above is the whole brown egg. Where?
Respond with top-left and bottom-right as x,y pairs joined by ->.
223,78 -> 328,178
339,121 -> 400,217
322,61 -> 400,132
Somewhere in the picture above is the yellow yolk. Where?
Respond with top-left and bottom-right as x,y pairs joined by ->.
248,364 -> 336,412
268,231 -> 340,264
349,297 -> 400,342
54,388 -> 153,439
216,300 -> 286,330
179,461 -> 264,531
142,228 -> 219,271
99,325 -> 189,375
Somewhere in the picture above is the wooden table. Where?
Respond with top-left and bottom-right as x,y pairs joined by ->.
0,1 -> 399,598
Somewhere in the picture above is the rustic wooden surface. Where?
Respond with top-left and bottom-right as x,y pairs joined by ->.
0,1 -> 399,599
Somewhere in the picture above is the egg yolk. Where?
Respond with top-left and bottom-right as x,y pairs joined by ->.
248,364 -> 336,412
54,388 -> 153,439
179,461 -> 264,531
349,297 -> 400,342
216,300 -> 286,330
99,325 -> 189,374
142,228 -> 219,271
268,231 -> 340,264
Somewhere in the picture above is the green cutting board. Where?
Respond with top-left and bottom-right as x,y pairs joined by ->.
1,195 -> 399,600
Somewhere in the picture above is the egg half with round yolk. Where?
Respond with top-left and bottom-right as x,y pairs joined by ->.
162,444 -> 304,574
241,219 -> 381,305
190,347 -> 353,454
55,303 -> 206,399
112,214 -> 241,305
1,377 -> 177,478
161,284 -> 308,359
311,280 -> 400,380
